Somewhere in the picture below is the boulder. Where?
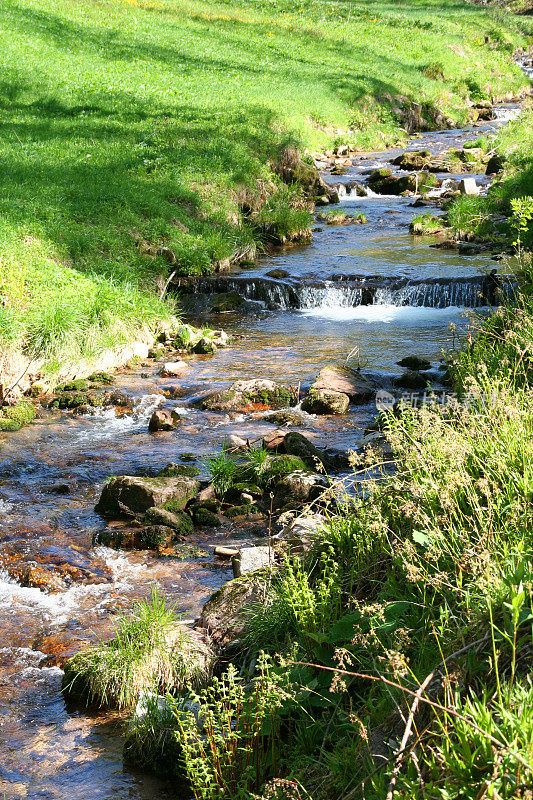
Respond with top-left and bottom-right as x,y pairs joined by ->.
272,470 -> 329,511
266,409 -> 308,427
192,506 -> 222,527
223,434 -> 248,450
263,429 -> 288,451
282,431 -> 327,471
301,389 -> 349,415
459,178 -> 479,196
95,475 -> 200,518
232,546 -> 272,578
148,409 -> 181,432
157,463 -> 201,478
397,356 -> 431,371
266,269 -> 289,279
202,379 -> 297,413
144,507 -> 194,536
391,150 -> 431,171
309,365 -> 375,402
486,154 -> 505,175
394,371 -> 428,391
193,337 -> 218,355
275,513 -> 326,554
198,571 -> 270,645
159,361 -> 188,378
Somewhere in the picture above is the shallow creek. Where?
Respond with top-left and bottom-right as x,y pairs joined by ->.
0,108 -> 521,799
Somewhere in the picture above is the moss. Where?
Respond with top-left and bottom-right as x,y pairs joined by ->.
3,402 -> 37,425
123,708 -> 186,780
158,463 -> 201,478
88,371 -> 115,384
225,504 -> 261,518
193,506 -> 222,527
0,418 -> 22,432
56,379 -> 89,392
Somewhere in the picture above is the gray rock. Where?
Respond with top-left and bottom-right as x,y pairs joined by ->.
198,571 -> 270,645
310,365 -> 375,402
272,470 -> 329,511
397,356 -> 431,371
144,507 -> 194,535
95,475 -> 200,517
232,546 -> 272,578
459,178 -> 479,196
275,513 -> 326,554
301,389 -> 350,415
159,361 -> 188,377
148,409 -> 181,432
202,379 -> 296,413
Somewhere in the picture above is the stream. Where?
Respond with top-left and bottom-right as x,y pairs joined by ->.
0,100 -> 526,799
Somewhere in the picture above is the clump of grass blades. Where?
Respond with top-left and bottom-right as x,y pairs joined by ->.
62,586 -> 210,708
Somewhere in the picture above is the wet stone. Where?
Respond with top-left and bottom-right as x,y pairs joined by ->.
95,475 -> 200,517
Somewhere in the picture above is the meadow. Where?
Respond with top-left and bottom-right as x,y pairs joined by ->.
0,0 -> 529,377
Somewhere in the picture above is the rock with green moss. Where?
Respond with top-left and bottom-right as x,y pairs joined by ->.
198,571 -> 270,646
202,379 -> 297,413
123,696 -> 187,780
309,364 -> 375,403
208,292 -> 245,313
301,389 -> 350,415
144,507 -> 194,536
225,504 -> 261,519
0,418 -> 22,432
392,150 -> 431,170
95,475 -> 200,518
157,463 -> 201,479
193,506 -> 222,527
272,469 -> 329,511
88,372 -> 115,385
282,431 -> 326,471
57,379 -> 89,392
397,356 -> 431,371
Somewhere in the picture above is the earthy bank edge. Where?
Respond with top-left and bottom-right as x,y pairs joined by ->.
0,0 -> 531,389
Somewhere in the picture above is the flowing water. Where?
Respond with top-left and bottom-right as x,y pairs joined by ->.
0,97 -> 526,798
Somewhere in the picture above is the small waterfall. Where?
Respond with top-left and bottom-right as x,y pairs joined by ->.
176,274 -> 500,311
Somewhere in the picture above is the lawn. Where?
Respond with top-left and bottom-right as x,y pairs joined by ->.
0,0 -> 529,379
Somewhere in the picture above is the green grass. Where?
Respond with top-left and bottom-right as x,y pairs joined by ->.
62,586 -> 212,708
0,0 -> 529,378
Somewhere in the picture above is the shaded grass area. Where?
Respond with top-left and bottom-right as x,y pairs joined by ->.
0,0 -> 529,375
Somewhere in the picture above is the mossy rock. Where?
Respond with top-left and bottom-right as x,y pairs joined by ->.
263,454 -> 308,485
2,403 -> 36,426
397,356 -> 431,371
208,292 -> 245,313
95,475 -> 200,518
57,379 -> 89,392
193,506 -> 222,527
0,418 -> 22,432
88,371 -> 115,384
157,463 -> 201,479
144,507 -> 194,536
199,570 -> 270,645
394,371 -> 429,390
301,389 -> 350,415
282,431 -> 326,471
225,504 -> 261,518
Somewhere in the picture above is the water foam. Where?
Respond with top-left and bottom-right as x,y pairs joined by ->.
300,304 -> 468,323
74,394 -> 164,442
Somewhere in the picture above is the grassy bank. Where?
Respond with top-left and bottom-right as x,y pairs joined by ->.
0,0 -> 530,381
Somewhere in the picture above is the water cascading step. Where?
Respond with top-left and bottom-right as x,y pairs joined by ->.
173,273 -> 503,310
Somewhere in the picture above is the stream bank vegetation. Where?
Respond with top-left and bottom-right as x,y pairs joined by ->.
0,0 -> 531,384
